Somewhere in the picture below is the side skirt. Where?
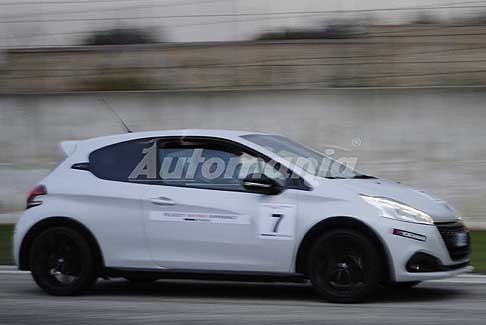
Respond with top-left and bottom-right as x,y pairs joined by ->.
103,267 -> 308,283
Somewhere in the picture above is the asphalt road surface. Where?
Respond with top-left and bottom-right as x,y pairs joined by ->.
0,269 -> 485,325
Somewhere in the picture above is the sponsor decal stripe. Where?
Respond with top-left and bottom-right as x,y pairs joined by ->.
393,229 -> 427,242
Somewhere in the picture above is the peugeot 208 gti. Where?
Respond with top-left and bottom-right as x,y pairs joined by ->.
14,130 -> 472,302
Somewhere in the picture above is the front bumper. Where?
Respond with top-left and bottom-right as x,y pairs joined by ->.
378,218 -> 472,282
398,265 -> 474,281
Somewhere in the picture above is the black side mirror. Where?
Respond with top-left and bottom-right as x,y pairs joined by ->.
242,174 -> 284,195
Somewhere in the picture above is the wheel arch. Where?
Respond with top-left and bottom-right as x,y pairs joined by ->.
18,216 -> 105,272
295,216 -> 394,282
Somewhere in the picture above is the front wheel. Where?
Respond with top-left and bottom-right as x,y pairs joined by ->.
30,227 -> 97,296
308,229 -> 383,303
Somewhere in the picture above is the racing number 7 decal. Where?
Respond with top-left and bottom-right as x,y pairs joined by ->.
271,214 -> 284,233
259,204 -> 296,239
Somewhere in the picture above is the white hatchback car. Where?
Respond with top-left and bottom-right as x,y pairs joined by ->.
14,129 -> 472,302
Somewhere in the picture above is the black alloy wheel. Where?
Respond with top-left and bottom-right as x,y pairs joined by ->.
309,229 -> 382,303
30,227 -> 97,296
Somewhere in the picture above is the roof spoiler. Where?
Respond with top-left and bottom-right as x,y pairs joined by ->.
59,141 -> 78,157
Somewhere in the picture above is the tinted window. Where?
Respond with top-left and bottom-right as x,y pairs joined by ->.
89,137 -> 307,191
151,138 -> 280,191
89,138 -> 157,182
158,145 -> 264,190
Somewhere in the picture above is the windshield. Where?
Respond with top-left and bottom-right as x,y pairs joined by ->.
242,134 -> 372,179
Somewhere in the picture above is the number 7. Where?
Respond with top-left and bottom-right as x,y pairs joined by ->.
271,214 -> 284,233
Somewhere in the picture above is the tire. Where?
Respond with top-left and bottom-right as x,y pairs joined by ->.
30,227 -> 97,296
308,229 -> 383,303
385,281 -> 421,289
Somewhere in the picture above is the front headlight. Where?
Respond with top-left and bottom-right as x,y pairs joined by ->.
361,195 -> 434,225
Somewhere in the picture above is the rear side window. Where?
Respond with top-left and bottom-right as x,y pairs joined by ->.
89,138 -> 156,182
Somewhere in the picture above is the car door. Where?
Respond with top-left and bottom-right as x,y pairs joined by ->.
138,137 -> 301,272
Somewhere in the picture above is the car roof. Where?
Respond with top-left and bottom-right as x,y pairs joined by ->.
74,129 -> 271,153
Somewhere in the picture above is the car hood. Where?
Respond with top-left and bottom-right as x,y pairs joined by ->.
336,178 -> 458,223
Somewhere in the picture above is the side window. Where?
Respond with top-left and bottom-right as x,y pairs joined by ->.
89,138 -> 157,183
158,141 -> 261,191
157,140 -> 270,191
88,137 -> 307,191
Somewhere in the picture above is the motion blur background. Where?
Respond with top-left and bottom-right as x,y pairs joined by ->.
1,0 -> 486,266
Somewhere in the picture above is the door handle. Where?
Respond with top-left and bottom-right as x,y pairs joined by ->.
151,197 -> 177,206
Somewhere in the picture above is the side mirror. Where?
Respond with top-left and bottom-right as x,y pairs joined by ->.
242,174 -> 284,195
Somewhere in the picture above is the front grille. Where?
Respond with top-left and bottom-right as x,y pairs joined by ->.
436,222 -> 471,261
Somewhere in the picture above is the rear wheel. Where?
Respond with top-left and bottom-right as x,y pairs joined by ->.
30,227 -> 97,296
308,229 -> 382,303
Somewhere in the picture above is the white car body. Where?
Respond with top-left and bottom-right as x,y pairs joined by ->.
14,129 -> 472,287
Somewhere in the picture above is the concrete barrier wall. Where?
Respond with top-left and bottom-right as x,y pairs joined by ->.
1,88 -> 485,227
7,26 -> 486,93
